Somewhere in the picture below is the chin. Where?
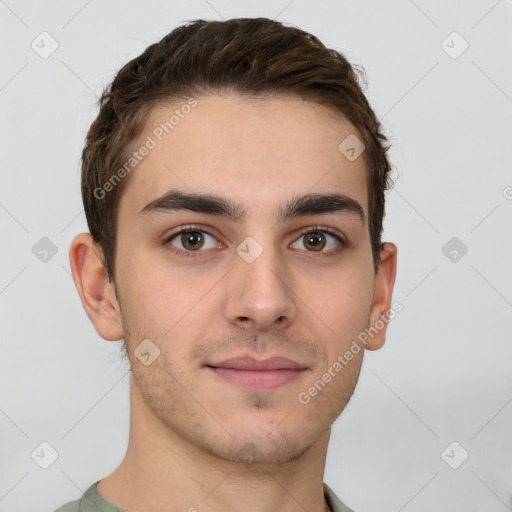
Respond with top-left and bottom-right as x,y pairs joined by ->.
199,426 -> 320,466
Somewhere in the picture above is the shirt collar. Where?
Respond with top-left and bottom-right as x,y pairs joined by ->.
78,480 -> 354,512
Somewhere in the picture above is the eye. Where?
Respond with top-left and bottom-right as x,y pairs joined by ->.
290,228 -> 344,253
164,225 -> 345,258
167,227 -> 221,254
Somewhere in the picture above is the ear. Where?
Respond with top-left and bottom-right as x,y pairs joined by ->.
69,232 -> 124,341
365,242 -> 398,351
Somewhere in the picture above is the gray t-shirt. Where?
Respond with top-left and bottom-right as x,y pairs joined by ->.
54,481 -> 355,512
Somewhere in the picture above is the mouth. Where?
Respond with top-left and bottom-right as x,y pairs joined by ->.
205,356 -> 308,391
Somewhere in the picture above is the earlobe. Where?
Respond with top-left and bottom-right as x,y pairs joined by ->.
365,242 -> 398,351
69,233 -> 124,341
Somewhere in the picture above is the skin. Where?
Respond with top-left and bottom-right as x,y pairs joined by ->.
69,92 -> 397,512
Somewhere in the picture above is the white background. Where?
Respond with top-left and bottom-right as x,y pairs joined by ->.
0,1 -> 511,511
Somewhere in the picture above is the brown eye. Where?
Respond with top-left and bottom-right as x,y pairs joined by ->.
180,231 -> 204,251
168,229 -> 219,253
290,229 -> 344,254
303,232 -> 326,251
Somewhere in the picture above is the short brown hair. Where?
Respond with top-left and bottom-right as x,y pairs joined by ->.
81,17 -> 394,280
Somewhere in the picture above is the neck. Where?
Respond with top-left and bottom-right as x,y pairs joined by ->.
98,378 -> 332,512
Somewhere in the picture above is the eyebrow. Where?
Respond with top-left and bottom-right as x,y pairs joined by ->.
139,190 -> 366,225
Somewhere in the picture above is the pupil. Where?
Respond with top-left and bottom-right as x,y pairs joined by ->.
183,231 -> 203,250
307,232 -> 325,250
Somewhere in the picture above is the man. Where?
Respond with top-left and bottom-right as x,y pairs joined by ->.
57,17 -> 397,512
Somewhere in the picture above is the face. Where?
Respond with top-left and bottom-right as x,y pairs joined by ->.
112,93 -> 382,465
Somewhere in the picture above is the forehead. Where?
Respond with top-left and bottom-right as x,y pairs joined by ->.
119,93 -> 368,222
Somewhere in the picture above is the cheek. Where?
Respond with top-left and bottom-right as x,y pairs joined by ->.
117,251 -> 220,347
305,266 -> 373,342
116,252 -> 180,336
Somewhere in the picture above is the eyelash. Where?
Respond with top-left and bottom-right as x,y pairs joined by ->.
164,224 -> 346,259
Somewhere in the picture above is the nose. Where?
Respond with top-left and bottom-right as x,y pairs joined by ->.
224,240 -> 297,332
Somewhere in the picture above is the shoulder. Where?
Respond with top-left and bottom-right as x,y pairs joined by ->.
324,482 -> 356,512
53,499 -> 80,512
53,481 -> 123,512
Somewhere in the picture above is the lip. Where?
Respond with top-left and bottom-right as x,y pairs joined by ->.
206,356 -> 307,371
205,356 -> 308,391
